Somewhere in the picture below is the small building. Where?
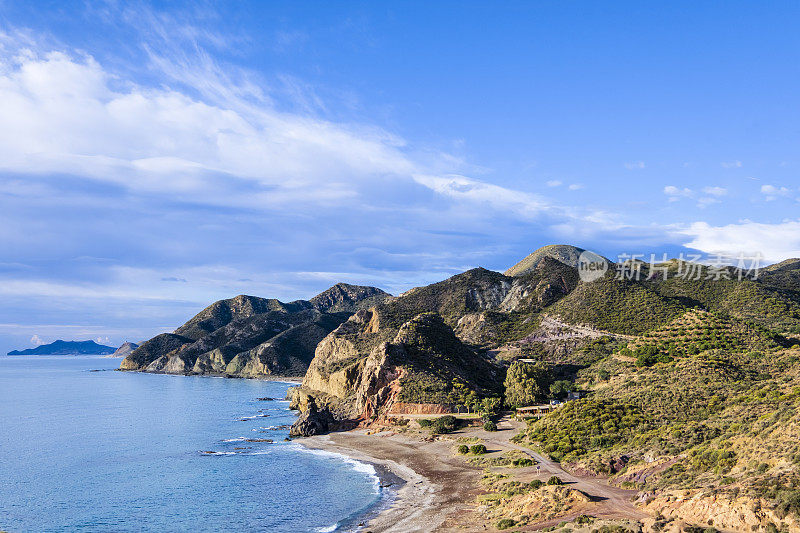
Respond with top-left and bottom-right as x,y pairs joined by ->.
567,391 -> 582,401
516,403 -> 559,418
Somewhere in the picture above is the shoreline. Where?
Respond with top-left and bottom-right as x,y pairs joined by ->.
114,368 -> 304,383
299,433 -> 439,533
298,429 -> 487,532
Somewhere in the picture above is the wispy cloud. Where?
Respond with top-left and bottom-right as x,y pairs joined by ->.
624,161 -> 645,170
760,184 -> 792,201
721,160 -> 742,168
664,185 -> 725,208
663,185 -> 693,202
702,186 -> 727,197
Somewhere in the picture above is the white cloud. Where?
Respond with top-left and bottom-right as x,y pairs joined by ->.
663,185 -> 693,202
30,334 -> 45,346
568,184 -> 584,191
546,180 -> 562,187
96,336 -> 111,344
414,174 -> 551,217
696,197 -> 721,208
702,186 -> 727,197
0,49 -> 417,207
760,184 -> 792,201
680,219 -> 800,263
624,161 -> 645,170
721,160 -> 743,168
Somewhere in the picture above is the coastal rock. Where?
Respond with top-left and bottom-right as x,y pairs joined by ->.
293,311 -> 501,427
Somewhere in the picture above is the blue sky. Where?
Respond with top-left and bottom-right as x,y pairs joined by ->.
1,1 -> 799,354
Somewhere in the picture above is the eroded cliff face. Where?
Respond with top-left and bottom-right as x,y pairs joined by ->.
289,311 -> 502,435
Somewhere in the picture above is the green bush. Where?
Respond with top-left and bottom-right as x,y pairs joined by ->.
483,420 -> 498,432
456,444 -> 469,455
547,475 -> 563,485
524,400 -> 649,461
470,444 -> 487,455
431,415 -> 459,434
496,518 -> 517,530
418,419 -> 432,428
529,479 -> 544,489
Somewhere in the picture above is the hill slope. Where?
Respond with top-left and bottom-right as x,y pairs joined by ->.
119,285 -> 391,377
504,244 -> 588,276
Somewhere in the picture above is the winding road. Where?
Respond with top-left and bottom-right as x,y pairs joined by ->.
480,415 -> 647,524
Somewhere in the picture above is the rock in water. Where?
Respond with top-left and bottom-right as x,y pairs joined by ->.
289,401 -> 336,437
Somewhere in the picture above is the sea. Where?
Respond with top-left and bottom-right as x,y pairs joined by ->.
0,356 -> 382,532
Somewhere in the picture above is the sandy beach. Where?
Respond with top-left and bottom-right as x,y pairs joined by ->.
301,429 -> 489,532
299,416 -> 646,532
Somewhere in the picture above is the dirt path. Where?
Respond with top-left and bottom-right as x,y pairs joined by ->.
301,415 -> 646,532
482,416 -> 647,523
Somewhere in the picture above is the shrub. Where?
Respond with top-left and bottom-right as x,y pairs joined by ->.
418,419 -> 432,428
470,444 -> 487,455
529,479 -> 544,489
547,475 -> 563,485
483,420 -> 498,432
496,518 -> 517,530
431,415 -> 459,434
456,444 -> 469,454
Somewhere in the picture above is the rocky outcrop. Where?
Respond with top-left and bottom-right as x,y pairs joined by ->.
308,283 -> 391,313
120,284 -> 391,377
288,399 -> 338,437
289,311 -> 501,434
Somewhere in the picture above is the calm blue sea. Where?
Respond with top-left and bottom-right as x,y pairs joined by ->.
0,356 -> 381,532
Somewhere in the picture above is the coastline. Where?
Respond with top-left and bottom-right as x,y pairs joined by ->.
298,429 -> 488,532
113,368 -> 304,383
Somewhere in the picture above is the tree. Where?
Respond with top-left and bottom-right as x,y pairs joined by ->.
479,396 -> 502,415
504,360 -> 549,408
549,380 -> 576,399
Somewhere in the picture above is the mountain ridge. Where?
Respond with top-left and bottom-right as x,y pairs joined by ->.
120,283 -> 391,377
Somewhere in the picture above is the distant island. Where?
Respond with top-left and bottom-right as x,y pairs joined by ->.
8,340 -> 116,356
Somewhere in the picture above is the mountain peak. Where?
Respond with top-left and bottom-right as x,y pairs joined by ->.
309,283 -> 391,313
504,244 -> 586,277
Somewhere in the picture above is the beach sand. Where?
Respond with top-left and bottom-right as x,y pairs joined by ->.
301,429 -> 490,532
299,416 -> 646,532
